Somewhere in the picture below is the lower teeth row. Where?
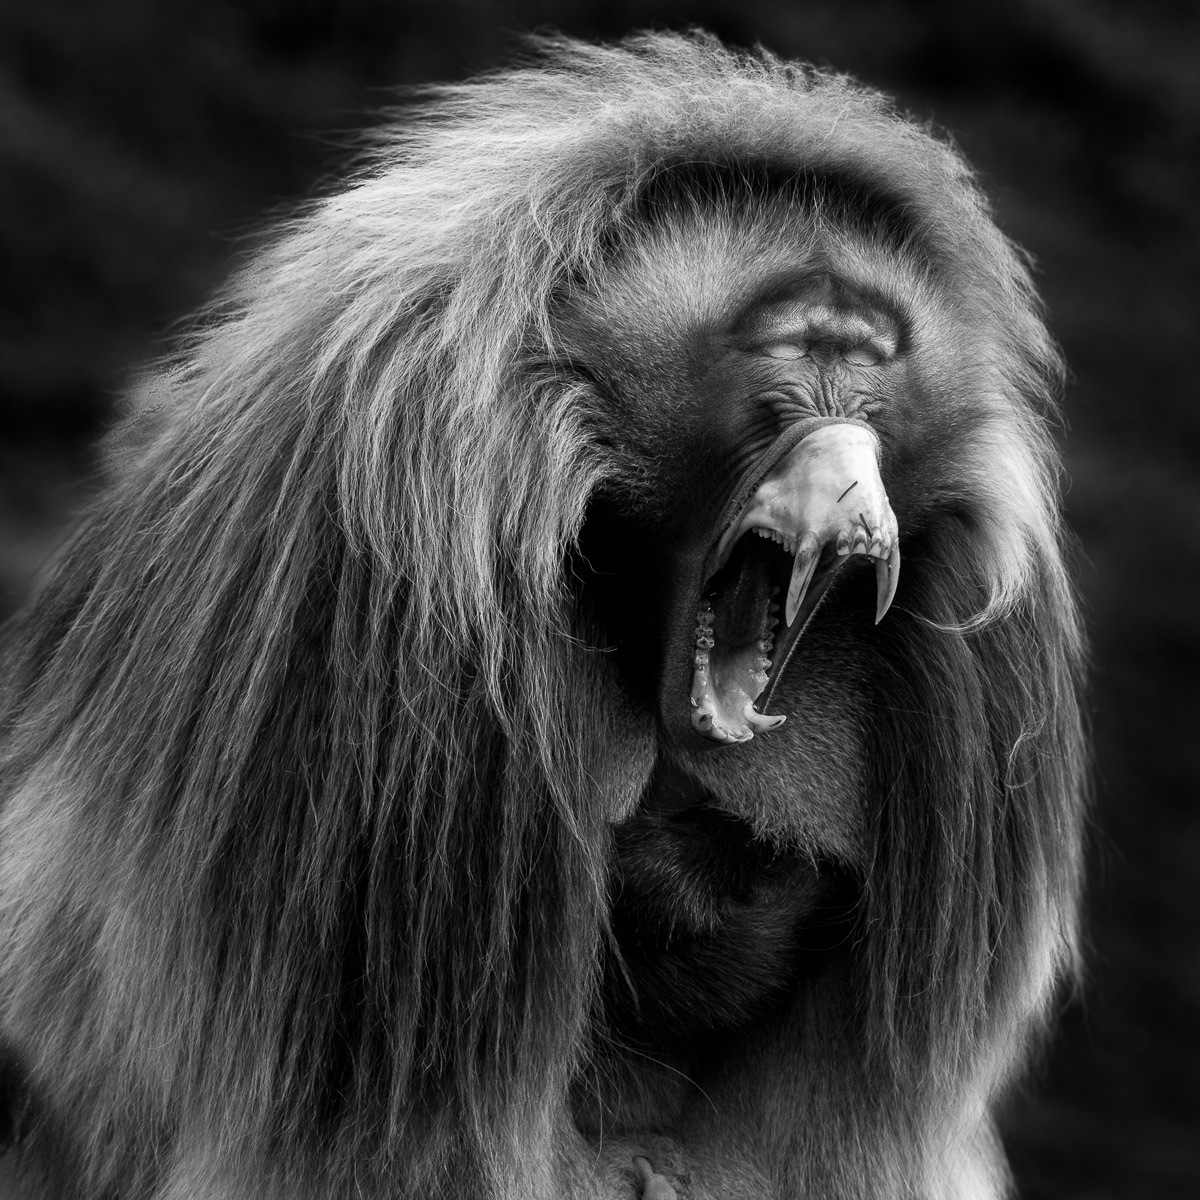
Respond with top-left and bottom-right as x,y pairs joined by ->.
693,613 -> 778,656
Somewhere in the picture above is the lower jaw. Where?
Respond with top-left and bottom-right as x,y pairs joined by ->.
690,601 -> 782,742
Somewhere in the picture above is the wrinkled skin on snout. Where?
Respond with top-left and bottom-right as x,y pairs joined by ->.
691,420 -> 900,743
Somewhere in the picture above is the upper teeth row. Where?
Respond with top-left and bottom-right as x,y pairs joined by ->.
755,523 -> 894,560
755,526 -> 797,555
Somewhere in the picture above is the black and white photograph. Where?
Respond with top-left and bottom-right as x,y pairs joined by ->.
0,4 -> 1196,1198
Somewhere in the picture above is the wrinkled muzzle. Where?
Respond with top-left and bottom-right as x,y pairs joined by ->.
690,422 -> 900,743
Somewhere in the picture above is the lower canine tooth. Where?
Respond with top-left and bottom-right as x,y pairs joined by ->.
742,701 -> 786,733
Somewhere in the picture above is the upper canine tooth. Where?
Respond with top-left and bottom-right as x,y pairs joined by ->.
874,543 -> 901,624
785,530 -> 822,627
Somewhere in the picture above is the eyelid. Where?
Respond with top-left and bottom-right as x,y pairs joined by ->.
844,346 -> 881,366
763,343 -> 807,360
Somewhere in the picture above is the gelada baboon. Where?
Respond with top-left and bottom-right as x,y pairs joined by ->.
0,32 -> 1084,1200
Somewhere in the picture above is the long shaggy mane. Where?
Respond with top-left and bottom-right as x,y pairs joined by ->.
0,33 -> 1084,1200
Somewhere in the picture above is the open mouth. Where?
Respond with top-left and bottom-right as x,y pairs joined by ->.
690,422 -> 900,743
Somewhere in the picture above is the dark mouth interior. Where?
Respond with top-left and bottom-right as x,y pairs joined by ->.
707,536 -> 780,654
701,533 -> 793,712
697,529 -> 852,725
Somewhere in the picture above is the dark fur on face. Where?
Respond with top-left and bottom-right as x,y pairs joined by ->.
0,33 -> 1084,1200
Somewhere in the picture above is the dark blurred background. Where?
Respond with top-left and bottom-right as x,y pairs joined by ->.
1,2 -> 1197,1196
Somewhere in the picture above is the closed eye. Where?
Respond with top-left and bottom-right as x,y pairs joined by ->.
762,343 -> 808,360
